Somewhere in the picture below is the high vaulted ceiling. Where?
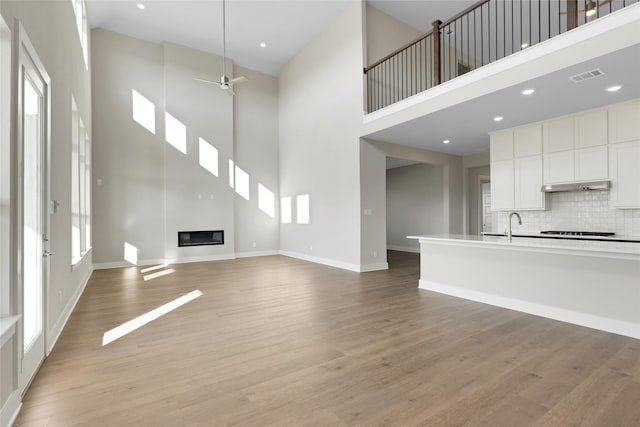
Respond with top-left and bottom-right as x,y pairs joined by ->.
86,0 -> 474,76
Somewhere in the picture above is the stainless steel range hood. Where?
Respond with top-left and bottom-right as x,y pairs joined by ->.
541,181 -> 610,193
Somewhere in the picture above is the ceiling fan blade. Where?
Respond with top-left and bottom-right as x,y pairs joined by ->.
226,87 -> 235,96
195,78 -> 221,86
229,76 -> 248,85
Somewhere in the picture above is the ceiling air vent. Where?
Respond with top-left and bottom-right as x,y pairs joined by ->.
569,68 -> 605,83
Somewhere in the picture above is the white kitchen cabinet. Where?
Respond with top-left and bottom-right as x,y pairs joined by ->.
608,99 -> 640,144
514,124 -> 542,157
490,130 -> 513,161
575,109 -> 607,149
543,151 -> 574,184
490,159 -> 514,211
609,140 -> 640,208
515,156 -> 545,210
574,146 -> 608,181
543,117 -> 574,153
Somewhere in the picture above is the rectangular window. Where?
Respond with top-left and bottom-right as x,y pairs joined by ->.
72,0 -> 88,69
71,96 -> 91,265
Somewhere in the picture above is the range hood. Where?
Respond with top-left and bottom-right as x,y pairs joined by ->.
541,181 -> 610,193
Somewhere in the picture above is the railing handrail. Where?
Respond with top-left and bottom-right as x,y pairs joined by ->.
364,29 -> 434,73
441,0 -> 491,27
364,0 -> 491,74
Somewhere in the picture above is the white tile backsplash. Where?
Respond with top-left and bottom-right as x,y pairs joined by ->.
495,191 -> 640,238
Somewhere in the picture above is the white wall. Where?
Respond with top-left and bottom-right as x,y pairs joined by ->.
91,30 -> 280,267
1,0 -> 93,423
365,4 -> 421,65
91,30 -> 166,265
359,140 -> 387,268
234,66 -> 280,256
278,1 -> 364,270
386,163 -> 445,252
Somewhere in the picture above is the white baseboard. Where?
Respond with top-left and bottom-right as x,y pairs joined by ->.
47,265 -> 93,355
279,250 -> 387,273
93,254 -> 239,270
165,254 -> 236,264
236,250 -> 280,258
93,258 -> 169,270
387,245 -> 420,253
419,279 -> 640,340
0,390 -> 21,427
359,262 -> 389,272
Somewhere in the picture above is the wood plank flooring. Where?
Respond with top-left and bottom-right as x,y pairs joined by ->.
14,251 -> 640,426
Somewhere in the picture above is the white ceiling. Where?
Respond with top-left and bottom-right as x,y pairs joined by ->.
87,1 -> 640,157
87,0 -> 353,76
86,1 -> 482,77
368,0 -> 478,32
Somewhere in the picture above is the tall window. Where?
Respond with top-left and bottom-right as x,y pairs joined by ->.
71,97 -> 91,265
71,0 -> 88,69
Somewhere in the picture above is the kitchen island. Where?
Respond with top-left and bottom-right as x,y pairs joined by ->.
407,234 -> 640,339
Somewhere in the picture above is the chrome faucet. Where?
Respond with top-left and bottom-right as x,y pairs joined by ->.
508,212 -> 522,242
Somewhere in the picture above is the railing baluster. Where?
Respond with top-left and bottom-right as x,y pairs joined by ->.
362,0 -> 638,112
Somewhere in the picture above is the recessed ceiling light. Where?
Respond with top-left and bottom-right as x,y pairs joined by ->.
259,42 -> 267,48
606,85 -> 622,92
494,116 -> 504,122
521,88 -> 535,95
137,3 -> 145,10
443,140 -> 451,144
521,43 -> 529,49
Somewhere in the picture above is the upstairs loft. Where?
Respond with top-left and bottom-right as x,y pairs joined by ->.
364,0 -> 640,114
361,0 -> 640,158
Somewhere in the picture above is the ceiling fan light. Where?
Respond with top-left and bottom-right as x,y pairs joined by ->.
586,0 -> 597,17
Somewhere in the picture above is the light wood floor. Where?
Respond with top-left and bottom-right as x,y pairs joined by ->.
15,251 -> 640,426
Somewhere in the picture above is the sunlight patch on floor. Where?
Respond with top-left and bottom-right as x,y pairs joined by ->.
102,290 -> 203,346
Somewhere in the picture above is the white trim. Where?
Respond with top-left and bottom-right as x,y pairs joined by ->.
419,279 -> 640,340
279,250 -> 362,272
0,391 -> 21,427
235,250 -> 279,258
93,258 -> 170,270
359,262 -> 389,272
164,254 -> 236,265
278,250 -> 387,273
0,315 -> 20,347
387,245 -> 420,253
46,265 -> 92,355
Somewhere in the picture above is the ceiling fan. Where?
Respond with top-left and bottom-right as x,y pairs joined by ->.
195,0 -> 247,96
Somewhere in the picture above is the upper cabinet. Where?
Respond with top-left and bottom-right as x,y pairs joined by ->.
514,125 -> 542,157
609,140 -> 640,209
490,125 -> 544,211
489,99 -> 639,211
608,99 -> 640,144
542,107 -> 608,184
574,110 -> 607,149
490,129 -> 513,161
543,117 -> 573,153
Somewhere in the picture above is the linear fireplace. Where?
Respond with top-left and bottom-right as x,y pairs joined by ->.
178,230 -> 224,247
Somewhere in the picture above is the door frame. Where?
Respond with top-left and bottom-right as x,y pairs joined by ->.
14,20 -> 51,394
478,175 -> 490,233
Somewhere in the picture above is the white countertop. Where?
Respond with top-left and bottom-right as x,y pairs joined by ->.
407,234 -> 640,260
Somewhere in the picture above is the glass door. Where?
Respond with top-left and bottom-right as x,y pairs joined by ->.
18,25 -> 50,393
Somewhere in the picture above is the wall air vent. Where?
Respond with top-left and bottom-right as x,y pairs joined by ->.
569,68 -> 605,83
